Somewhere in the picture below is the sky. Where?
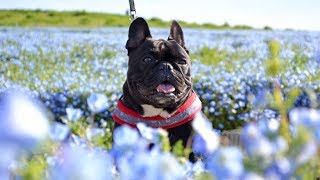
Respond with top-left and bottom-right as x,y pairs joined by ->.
1,0 -> 320,31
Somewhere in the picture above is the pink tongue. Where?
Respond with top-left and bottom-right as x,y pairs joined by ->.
156,84 -> 175,93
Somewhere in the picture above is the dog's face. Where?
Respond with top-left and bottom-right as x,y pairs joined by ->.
123,18 -> 192,115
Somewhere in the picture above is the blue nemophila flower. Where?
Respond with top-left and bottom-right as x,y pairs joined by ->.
86,127 -> 105,141
68,134 -> 87,148
66,107 -> 83,122
87,93 -> 109,113
183,160 -> 205,177
0,90 -> 50,148
192,134 -> 210,156
272,136 -> 288,154
315,129 -> 320,145
248,88 -> 269,109
289,108 -> 320,130
295,141 -> 317,165
265,158 -> 292,179
137,123 -> 168,146
192,113 -> 219,155
0,144 -> 19,179
241,172 -> 264,180
258,117 -> 280,135
206,147 -> 244,179
49,145 -> 114,180
314,50 -> 320,63
117,149 -> 185,180
241,123 -> 273,158
113,125 -> 139,147
49,122 -> 71,142
111,125 -> 148,160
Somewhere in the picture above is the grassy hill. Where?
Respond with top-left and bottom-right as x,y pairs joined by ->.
0,9 -> 256,29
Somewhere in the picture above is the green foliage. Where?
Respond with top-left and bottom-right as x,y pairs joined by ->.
79,17 -> 90,25
265,40 -> 291,142
193,172 -> 214,180
298,151 -> 320,178
233,25 -> 253,30
64,117 -> 87,137
290,44 -> 309,72
263,26 -> 273,30
91,129 -> 113,150
72,10 -> 87,16
0,9 -> 256,29
61,113 -> 113,150
16,141 -> 59,179
190,46 -> 255,71
265,40 -> 282,77
269,40 -> 280,59
172,140 -> 191,160
191,46 -> 227,66
284,88 -> 300,109
0,9 -> 130,27
222,22 -> 230,28
291,127 -> 320,178
101,48 -> 117,59
18,155 -> 48,179
159,132 -> 171,152
149,17 -> 169,27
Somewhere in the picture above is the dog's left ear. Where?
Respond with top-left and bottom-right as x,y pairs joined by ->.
168,20 -> 189,53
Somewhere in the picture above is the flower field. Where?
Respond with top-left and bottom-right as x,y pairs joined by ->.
1,27 -> 320,179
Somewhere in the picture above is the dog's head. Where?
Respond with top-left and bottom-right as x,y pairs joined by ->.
123,17 -> 193,115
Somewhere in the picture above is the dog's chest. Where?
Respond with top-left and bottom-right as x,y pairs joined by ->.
141,104 -> 172,118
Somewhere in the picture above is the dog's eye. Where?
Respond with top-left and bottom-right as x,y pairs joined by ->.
178,59 -> 187,65
143,57 -> 152,63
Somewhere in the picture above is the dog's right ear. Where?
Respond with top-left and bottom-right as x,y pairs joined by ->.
126,17 -> 152,55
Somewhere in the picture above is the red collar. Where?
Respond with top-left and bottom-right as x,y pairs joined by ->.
112,93 -> 202,129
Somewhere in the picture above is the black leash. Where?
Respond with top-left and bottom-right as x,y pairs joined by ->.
128,0 -> 137,21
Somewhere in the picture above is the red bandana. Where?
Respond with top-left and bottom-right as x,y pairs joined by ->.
112,93 -> 202,129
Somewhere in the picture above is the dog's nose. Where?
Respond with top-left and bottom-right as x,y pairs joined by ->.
159,62 -> 173,71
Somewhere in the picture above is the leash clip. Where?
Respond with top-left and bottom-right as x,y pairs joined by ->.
129,0 -> 137,21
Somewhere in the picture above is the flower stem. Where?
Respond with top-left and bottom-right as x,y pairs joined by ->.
273,80 -> 291,144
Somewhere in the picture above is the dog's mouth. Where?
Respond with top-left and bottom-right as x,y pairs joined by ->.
155,82 -> 176,94
137,80 -> 179,96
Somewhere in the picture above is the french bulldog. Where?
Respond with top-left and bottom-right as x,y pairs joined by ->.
113,17 -> 202,149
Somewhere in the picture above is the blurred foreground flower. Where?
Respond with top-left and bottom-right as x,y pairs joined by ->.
289,108 -> 320,145
117,149 -> 185,180
192,113 -> 219,155
111,125 -> 186,179
206,147 -> 244,179
315,50 -> 320,63
0,90 -> 50,147
241,123 -> 273,158
0,145 -> 17,179
0,90 -> 51,179
289,108 -> 320,130
248,89 -> 269,109
49,145 -> 114,180
137,123 -> 170,151
111,125 -> 145,160
86,127 -> 105,141
113,125 -> 140,147
66,107 -> 83,122
49,122 -> 71,142
87,93 -> 109,113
